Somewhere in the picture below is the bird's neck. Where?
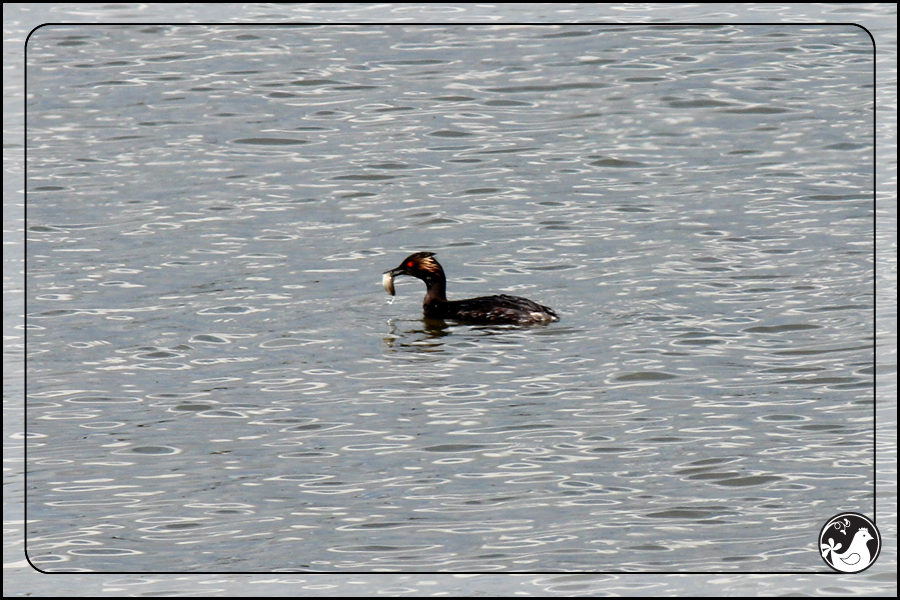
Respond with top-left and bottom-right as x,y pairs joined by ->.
422,271 -> 448,304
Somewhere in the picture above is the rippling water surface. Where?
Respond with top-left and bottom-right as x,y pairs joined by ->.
25,23 -> 874,573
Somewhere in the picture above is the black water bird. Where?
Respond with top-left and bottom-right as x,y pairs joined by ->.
383,252 -> 559,325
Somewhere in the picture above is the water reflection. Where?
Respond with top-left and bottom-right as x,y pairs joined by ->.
383,318 -> 455,351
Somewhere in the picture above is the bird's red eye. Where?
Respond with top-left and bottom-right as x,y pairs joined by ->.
407,261 -> 414,267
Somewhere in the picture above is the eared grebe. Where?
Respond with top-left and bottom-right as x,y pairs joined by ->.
383,252 -> 559,325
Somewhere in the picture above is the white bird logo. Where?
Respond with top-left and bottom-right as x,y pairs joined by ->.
821,527 -> 874,572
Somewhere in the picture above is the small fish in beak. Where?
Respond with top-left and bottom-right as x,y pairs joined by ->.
382,271 -> 395,296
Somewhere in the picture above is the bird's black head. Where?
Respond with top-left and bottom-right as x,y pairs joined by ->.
385,251 -> 443,279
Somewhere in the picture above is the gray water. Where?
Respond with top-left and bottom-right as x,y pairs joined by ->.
9,6 -> 893,597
